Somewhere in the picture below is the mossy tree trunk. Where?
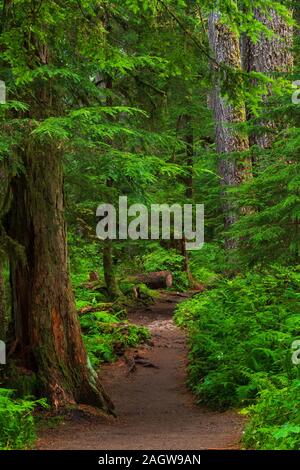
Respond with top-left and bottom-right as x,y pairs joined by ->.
174,113 -> 193,280
3,6 -> 113,409
103,238 -> 122,300
0,158 -> 10,342
101,73 -> 122,300
0,264 -> 5,340
8,141 -> 112,411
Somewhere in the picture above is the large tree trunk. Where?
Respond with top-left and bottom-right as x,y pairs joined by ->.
0,159 -> 9,342
208,11 -> 252,246
243,9 -> 292,76
8,141 -> 112,412
0,264 -> 5,340
242,9 -> 293,150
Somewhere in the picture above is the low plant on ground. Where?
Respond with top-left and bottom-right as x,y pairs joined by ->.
80,311 -> 150,367
175,265 -> 300,449
0,388 -> 47,450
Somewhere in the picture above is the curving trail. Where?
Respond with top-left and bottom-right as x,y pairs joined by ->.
37,293 -> 244,450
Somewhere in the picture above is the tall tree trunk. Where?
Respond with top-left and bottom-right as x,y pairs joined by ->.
0,263 -> 5,340
0,159 -> 9,342
102,178 -> 121,300
103,238 -> 121,300
183,114 -> 193,280
182,114 -> 193,200
8,141 -> 112,411
208,11 -> 252,246
101,74 -> 121,299
242,9 -> 293,150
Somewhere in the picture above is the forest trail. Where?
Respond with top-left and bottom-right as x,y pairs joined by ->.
37,293 -> 244,450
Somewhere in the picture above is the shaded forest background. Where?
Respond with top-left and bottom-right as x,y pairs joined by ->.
1,0 -> 300,450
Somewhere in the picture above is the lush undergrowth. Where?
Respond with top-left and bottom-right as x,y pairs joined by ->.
142,246 -> 189,290
80,311 -> 150,367
69,237 -> 219,296
175,265 -> 300,449
0,389 -> 46,450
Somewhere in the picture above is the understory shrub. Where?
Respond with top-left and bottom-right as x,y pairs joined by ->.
175,265 -> 300,449
243,379 -> 300,450
0,388 -> 46,450
189,243 -> 226,286
80,311 -> 150,367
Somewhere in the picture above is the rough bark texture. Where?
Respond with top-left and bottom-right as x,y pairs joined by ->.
0,265 -> 5,340
242,9 -> 293,149
0,161 -> 10,341
243,9 -> 293,75
8,141 -> 113,412
133,271 -> 173,289
208,12 -> 252,242
103,238 -> 121,300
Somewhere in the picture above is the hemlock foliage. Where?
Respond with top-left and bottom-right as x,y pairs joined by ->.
0,0 -> 300,450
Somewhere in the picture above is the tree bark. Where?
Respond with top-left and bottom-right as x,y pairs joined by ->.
181,114 -> 194,200
0,156 -> 10,342
132,271 -> 173,289
243,9 -> 292,75
242,9 -> 293,149
101,72 -> 122,300
0,264 -> 5,340
8,141 -> 113,412
208,11 -> 252,246
103,238 -> 122,300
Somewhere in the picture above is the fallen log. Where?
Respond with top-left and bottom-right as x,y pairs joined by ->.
78,303 -> 113,315
132,271 -> 173,289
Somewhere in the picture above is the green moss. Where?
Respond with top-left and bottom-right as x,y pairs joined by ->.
80,311 -> 150,368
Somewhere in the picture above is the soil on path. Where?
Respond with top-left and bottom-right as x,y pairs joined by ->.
37,293 -> 244,450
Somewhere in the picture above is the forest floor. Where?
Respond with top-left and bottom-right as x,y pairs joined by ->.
37,292 -> 245,450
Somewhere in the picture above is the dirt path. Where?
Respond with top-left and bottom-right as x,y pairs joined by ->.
37,293 -> 244,450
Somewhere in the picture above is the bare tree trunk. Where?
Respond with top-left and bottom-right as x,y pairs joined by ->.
208,12 -> 251,246
242,9 -> 293,149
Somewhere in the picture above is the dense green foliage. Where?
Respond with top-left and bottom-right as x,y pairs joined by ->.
0,0 -> 300,451
243,379 -> 300,450
80,310 -> 150,367
0,389 -> 46,450
175,265 -> 300,449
